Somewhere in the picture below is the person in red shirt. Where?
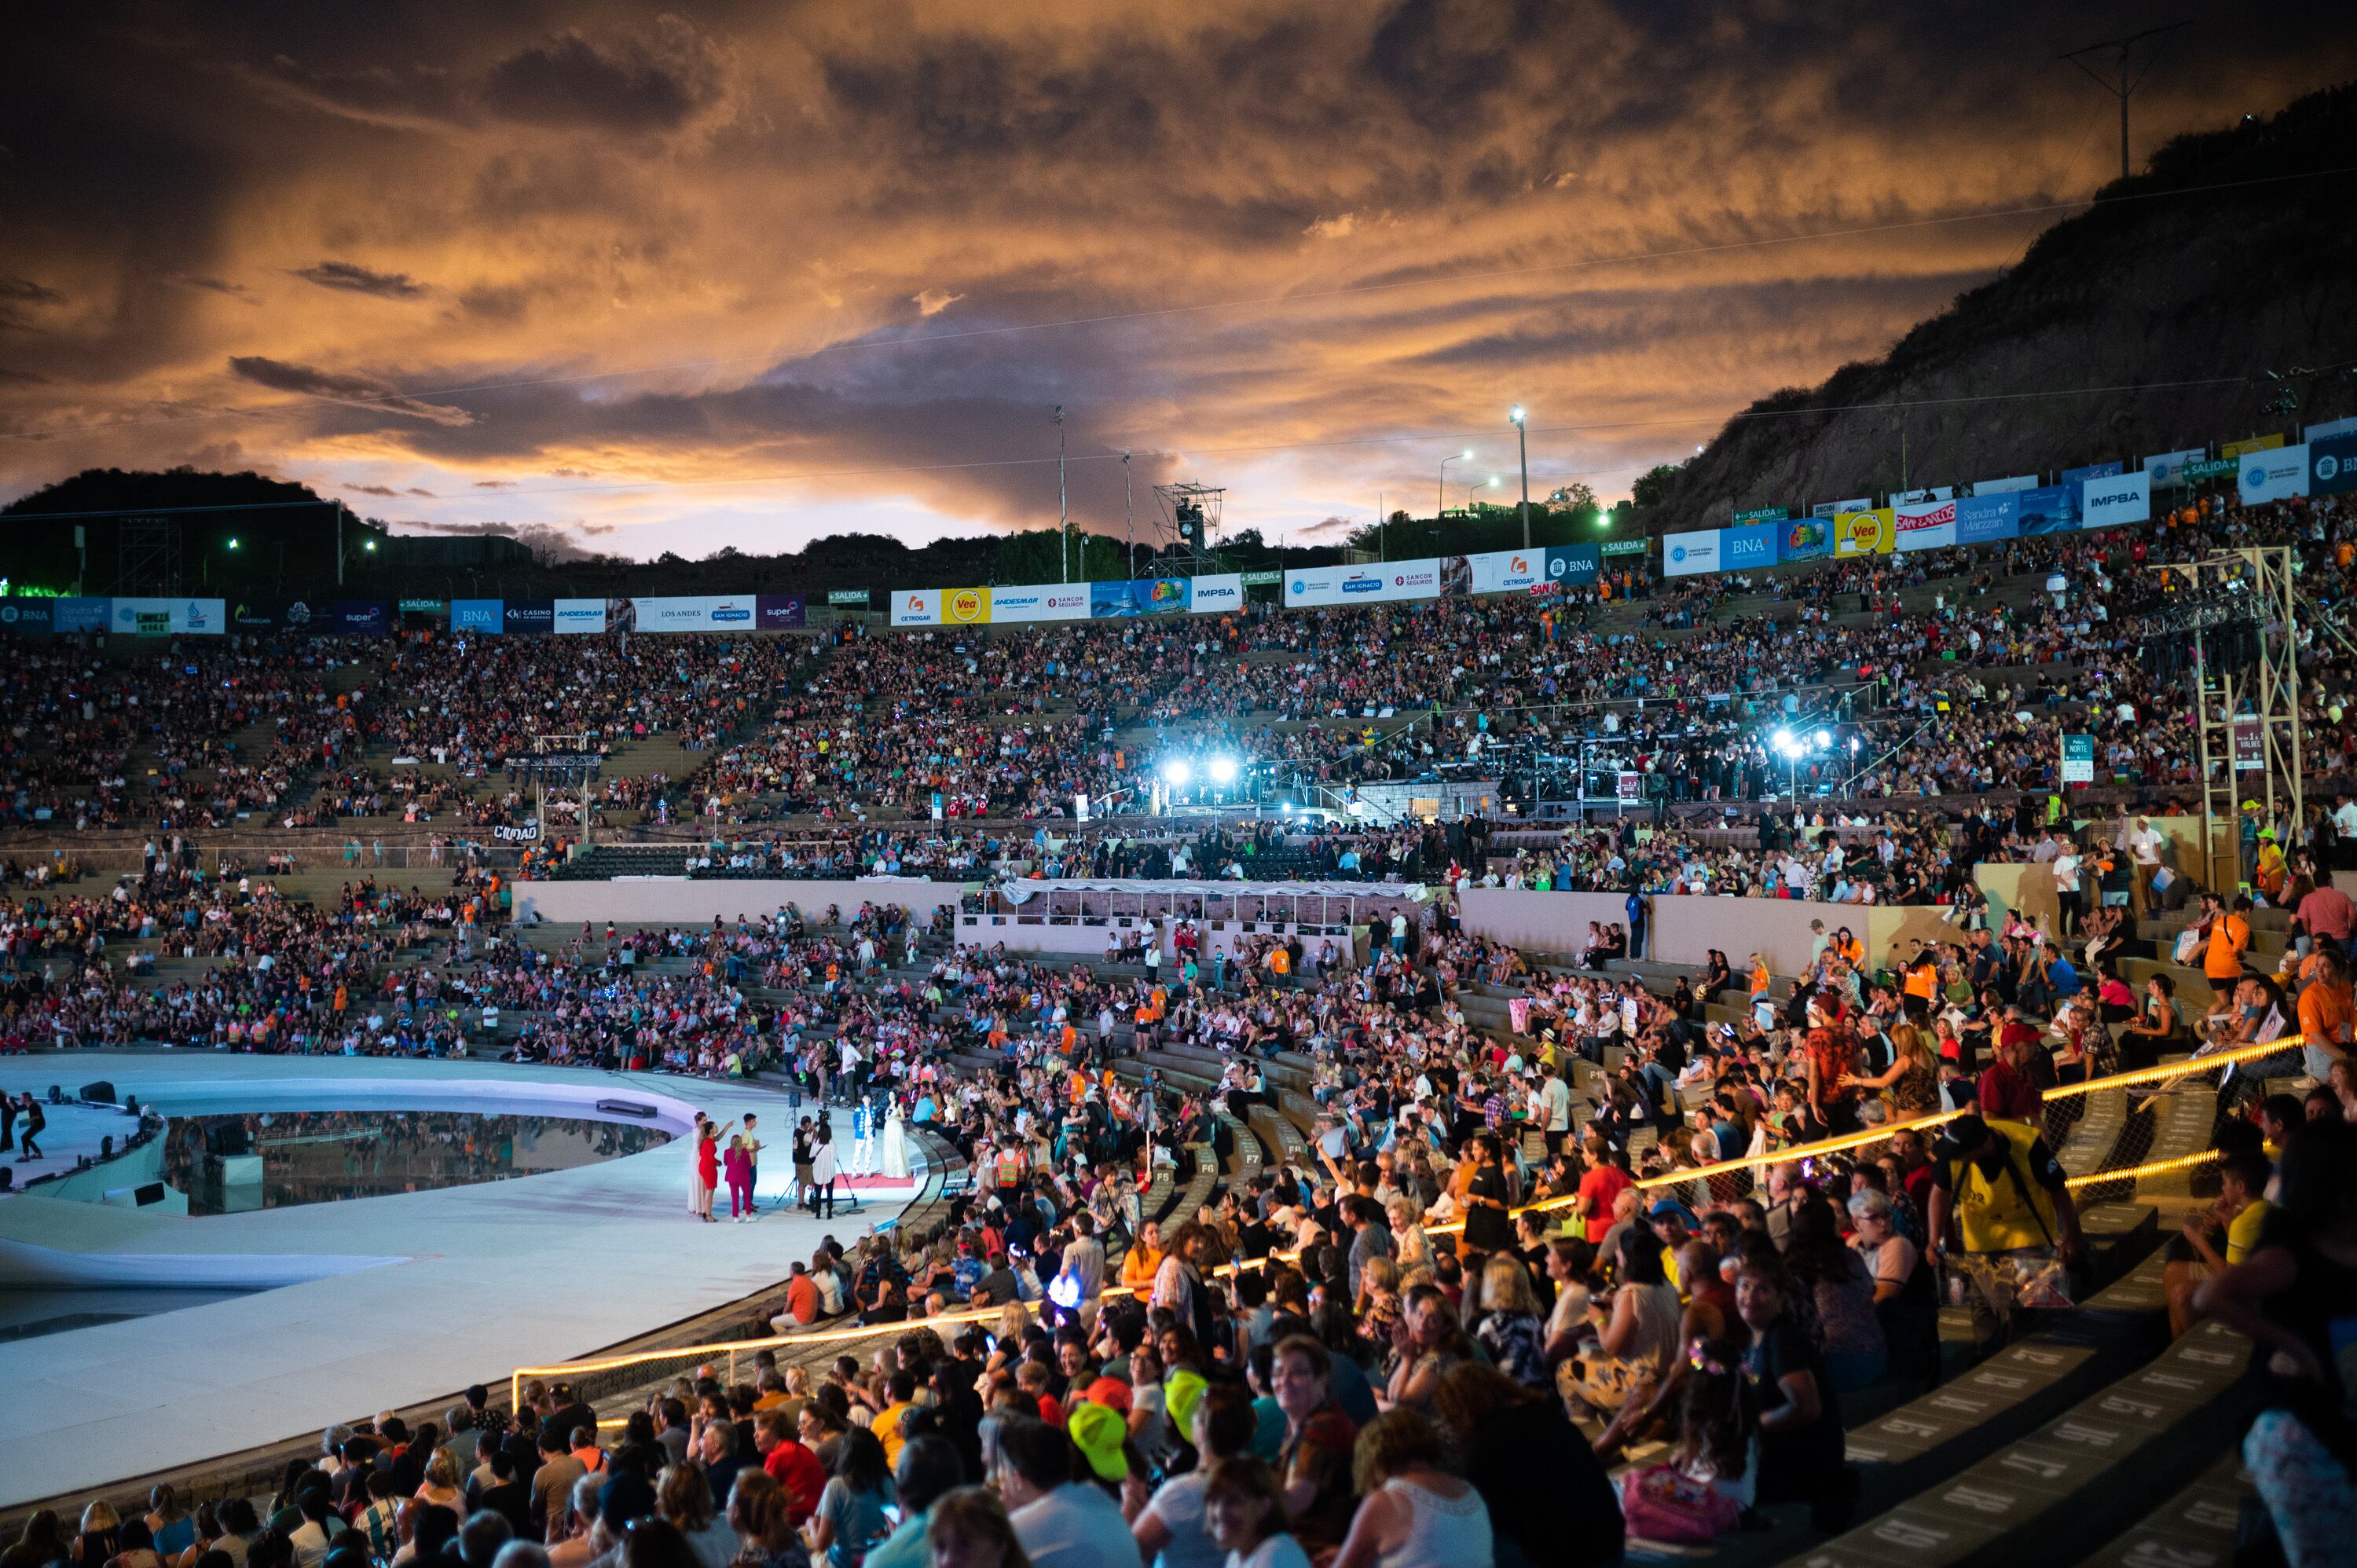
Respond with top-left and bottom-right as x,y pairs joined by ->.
1574,1138 -> 1635,1244
1977,1029 -> 2044,1121
753,1411 -> 826,1525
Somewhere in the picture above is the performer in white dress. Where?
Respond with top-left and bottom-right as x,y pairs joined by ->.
882,1103 -> 911,1179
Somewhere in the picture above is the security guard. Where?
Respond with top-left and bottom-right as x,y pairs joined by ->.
1923,1113 -> 2083,1348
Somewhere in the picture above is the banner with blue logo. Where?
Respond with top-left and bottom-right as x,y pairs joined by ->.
2308,433 -> 2357,496
2059,461 -> 2123,486
0,600 -> 55,636
1955,493 -> 2020,545
1778,515 -> 1833,562
632,595 -> 758,631
1544,544 -> 1600,585
1720,523 -> 1780,570
754,594 -> 805,630
501,599 -> 554,635
1662,529 -> 1721,577
2014,485 -> 2081,534
2238,444 -> 2310,505
451,599 -> 504,634
552,599 -> 607,634
111,597 -> 225,635
332,599 -> 389,636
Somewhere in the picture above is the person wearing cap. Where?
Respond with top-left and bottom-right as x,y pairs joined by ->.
992,1413 -> 1142,1568
1922,1113 -> 2081,1346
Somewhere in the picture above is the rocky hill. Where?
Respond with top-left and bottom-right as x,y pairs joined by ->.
1655,82 -> 2357,527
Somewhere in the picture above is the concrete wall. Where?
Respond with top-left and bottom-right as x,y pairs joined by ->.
1454,889 -> 1862,976
1453,890 -> 1631,958
513,878 -> 962,925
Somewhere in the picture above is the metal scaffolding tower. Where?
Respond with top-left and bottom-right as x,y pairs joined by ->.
2156,546 -> 2303,890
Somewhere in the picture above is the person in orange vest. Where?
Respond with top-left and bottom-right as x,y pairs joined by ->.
2200,893 -> 2252,989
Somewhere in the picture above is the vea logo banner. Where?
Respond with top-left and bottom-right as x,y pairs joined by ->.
941,586 -> 992,625
452,599 -> 504,633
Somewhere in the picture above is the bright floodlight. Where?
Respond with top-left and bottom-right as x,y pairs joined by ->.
1815,728 -> 1832,747
1160,759 -> 1192,787
1508,405 -> 1526,424
1488,475 -> 1501,488
1208,757 -> 1238,786
1461,449 -> 1474,460
226,537 -> 240,549
1773,728 -> 1794,748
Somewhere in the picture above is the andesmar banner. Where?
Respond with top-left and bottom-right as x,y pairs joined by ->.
1833,508 -> 1895,558
2239,444 -> 2310,505
940,586 -> 992,626
2079,471 -> 2150,529
1662,529 -> 1721,577
633,595 -> 759,631
553,598 -> 607,634
989,583 -> 1090,623
2307,415 -> 2357,443
1893,500 -> 1958,552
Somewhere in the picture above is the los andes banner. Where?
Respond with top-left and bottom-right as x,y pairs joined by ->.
632,595 -> 758,632
2310,433 -> 2357,496
1832,508 -> 1895,558
939,586 -> 992,626
1544,544 -> 1600,585
989,584 -> 1090,622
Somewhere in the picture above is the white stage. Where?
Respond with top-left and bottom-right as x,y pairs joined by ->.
0,1054 -> 925,1509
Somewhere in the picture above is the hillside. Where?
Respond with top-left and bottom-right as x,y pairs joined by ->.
1655,82 -> 2357,527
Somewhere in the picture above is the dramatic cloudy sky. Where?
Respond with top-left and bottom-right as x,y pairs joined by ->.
4,2 -> 2352,558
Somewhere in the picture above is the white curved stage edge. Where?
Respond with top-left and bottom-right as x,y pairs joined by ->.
0,1055 -> 923,1510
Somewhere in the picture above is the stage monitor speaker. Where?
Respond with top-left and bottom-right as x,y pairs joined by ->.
82,1080 -> 118,1104
134,1182 -> 167,1207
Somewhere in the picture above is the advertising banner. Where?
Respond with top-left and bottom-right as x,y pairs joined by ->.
1732,507 -> 1789,526
1832,508 -> 1896,558
1461,549 -> 1543,595
2307,415 -> 2357,443
633,595 -> 759,632
745,595 -> 801,631
497,599 -> 551,636
227,600 -> 281,632
452,599 -> 503,634
2234,720 -> 2264,772
1720,523 -> 1780,570
0,599 -> 53,636
2059,461 -> 2123,485
1971,473 -> 2039,495
1284,568 -> 1341,607
1544,544 -> 1600,586
989,583 -> 1090,623
332,599 -> 389,637
1890,487 -> 1955,504
2222,434 -> 2286,460
397,597 -> 447,616
891,588 -> 941,627
826,588 -> 871,606
1955,493 -> 2021,545
2183,456 -> 2239,482
2142,449 -> 2206,489
2308,433 -> 2357,496
2061,735 -> 2095,785
1599,539 -> 1648,558
1778,515 -> 1832,562
1893,500 -> 1958,552
1237,570 -> 1282,587
1663,529 -> 1721,577
110,597 -> 225,635
1188,574 -> 1245,613
940,586 -> 992,627
2239,443 -> 2310,505
552,598 -> 607,634
2078,471 -> 2151,529
1091,577 -> 1195,617
50,597 -> 107,634
2015,485 -> 2081,534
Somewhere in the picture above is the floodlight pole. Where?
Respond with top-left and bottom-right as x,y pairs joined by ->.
1055,405 -> 1068,583
1124,450 -> 1134,577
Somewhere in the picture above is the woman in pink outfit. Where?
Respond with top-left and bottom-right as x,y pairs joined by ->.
724,1134 -> 755,1222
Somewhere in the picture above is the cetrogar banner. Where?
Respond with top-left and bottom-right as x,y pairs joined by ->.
2078,471 -> 2151,529
1833,508 -> 1896,558
111,597 -> 225,635
2060,461 -> 2124,485
1955,493 -> 2021,545
502,599 -> 554,636
1188,574 -> 1245,614
753,595 -> 805,631
2015,485 -> 2081,534
1461,549 -> 1543,595
990,583 -> 1090,623
2143,448 -> 2205,489
1893,500 -> 1958,552
940,586 -> 992,626
553,598 -> 607,634
1720,523 -> 1779,569
1662,529 -> 1721,577
2239,443 -> 2310,505
1544,544 -> 1600,586
1778,515 -> 1832,562
452,599 -> 503,634
634,595 -> 758,631
892,588 -> 941,627
2311,433 -> 2357,496
332,599 -> 389,636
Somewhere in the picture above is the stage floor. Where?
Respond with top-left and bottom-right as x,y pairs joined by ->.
0,1054 -> 921,1510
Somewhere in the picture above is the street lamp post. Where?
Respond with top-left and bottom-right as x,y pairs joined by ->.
1508,406 -> 1530,549
1438,449 -> 1472,527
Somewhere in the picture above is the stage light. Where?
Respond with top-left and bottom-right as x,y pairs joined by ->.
1160,760 -> 1192,786
1815,728 -> 1831,747
1208,757 -> 1238,786
225,537 -> 240,550
1772,728 -> 1793,748
1281,802 -> 1293,815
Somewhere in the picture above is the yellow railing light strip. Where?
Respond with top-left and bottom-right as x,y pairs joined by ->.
2063,1148 -> 2225,1188
2041,1035 -> 2307,1098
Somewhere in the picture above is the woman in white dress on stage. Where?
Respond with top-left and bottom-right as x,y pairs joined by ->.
882,1104 -> 911,1179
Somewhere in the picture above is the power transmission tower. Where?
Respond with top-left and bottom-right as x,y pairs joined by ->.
2061,22 -> 2190,184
